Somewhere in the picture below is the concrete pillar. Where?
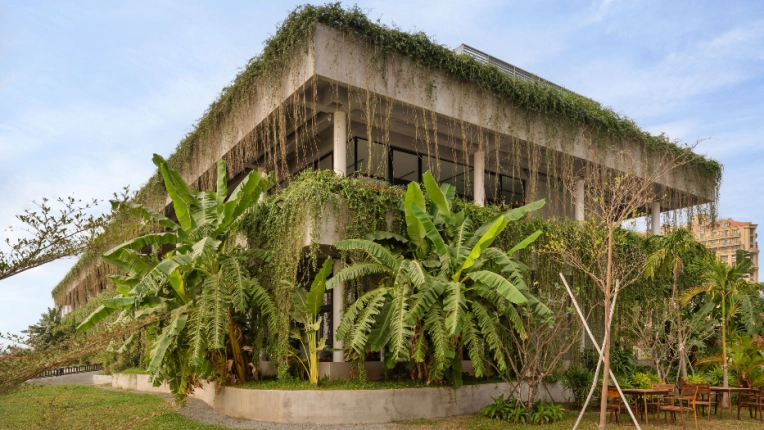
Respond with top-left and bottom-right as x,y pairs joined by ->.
651,201 -> 661,235
332,259 -> 345,362
257,166 -> 267,202
333,109 -> 347,176
574,178 -> 585,221
473,150 -> 485,207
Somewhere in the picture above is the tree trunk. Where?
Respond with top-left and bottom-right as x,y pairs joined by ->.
598,293 -> 612,430
227,309 -> 248,384
598,225 -> 615,430
673,265 -> 688,380
721,298 -> 729,407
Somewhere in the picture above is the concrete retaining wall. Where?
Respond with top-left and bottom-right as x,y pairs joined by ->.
102,372 -> 570,424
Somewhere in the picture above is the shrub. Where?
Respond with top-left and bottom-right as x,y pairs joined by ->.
610,347 -> 637,376
630,372 -> 662,389
704,366 -> 724,386
685,374 -> 706,384
531,401 -> 565,425
480,395 -> 527,423
561,368 -> 593,407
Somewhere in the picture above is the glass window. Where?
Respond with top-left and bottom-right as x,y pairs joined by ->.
317,152 -> 333,171
423,156 -> 471,197
348,138 -> 387,179
485,171 -> 524,207
392,150 -> 420,185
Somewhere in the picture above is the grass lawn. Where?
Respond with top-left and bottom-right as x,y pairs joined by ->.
2,384 -> 764,429
0,385 -> 226,430
399,411 -> 764,429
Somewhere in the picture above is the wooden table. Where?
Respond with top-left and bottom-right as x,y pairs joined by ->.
710,387 -> 754,419
621,388 -> 673,424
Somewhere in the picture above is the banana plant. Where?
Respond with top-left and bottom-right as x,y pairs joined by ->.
290,258 -> 333,385
329,171 -> 548,386
78,154 -> 276,395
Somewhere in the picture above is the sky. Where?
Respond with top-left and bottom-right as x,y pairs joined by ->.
1,0 -> 763,340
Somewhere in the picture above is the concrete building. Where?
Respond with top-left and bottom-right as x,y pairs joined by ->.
52,5 -> 720,377
690,216 -> 759,282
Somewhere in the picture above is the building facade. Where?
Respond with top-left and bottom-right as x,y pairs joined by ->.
51,6 -> 722,377
690,216 -> 759,282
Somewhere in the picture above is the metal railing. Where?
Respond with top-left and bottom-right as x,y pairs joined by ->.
454,44 -> 586,98
35,363 -> 103,378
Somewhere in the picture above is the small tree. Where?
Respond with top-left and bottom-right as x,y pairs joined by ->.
683,250 -> 763,406
548,144 -> 699,429
498,284 -> 583,407
644,228 -> 707,380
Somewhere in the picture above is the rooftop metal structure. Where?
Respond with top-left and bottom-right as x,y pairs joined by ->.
454,44 -> 586,99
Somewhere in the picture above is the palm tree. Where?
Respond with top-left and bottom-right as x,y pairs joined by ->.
329,171 -> 548,386
78,155 -> 276,395
683,250 -> 762,404
644,228 -> 706,379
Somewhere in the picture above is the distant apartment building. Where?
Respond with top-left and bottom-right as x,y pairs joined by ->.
688,216 -> 759,282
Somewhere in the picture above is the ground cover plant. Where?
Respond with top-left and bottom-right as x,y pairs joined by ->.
0,385 -> 225,430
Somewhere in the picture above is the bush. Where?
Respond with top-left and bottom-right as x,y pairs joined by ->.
704,366 -> 724,386
610,347 -> 637,376
630,372 -> 662,389
531,401 -> 565,425
685,374 -> 706,384
561,368 -> 593,407
480,394 -> 527,423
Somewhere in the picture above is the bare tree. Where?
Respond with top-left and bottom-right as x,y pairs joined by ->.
547,143 -> 700,429
497,285 -> 585,407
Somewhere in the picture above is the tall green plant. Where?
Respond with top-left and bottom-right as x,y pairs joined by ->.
683,250 -> 763,400
644,228 -> 707,379
78,155 -> 276,397
290,258 -> 333,385
329,171 -> 548,386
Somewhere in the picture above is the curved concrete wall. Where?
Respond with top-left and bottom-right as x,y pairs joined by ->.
104,373 -> 569,424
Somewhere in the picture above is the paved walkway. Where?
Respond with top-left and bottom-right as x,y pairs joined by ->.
27,370 -> 99,386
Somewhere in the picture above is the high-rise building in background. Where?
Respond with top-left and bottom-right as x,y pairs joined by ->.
689,216 -> 759,282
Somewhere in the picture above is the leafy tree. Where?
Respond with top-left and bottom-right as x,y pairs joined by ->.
1,190 -> 131,282
78,155 -> 276,397
644,228 -> 707,379
22,308 -> 65,348
683,250 -> 764,403
329,171 -> 547,386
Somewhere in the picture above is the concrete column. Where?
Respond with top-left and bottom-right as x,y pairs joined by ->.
257,166 -> 267,202
651,201 -> 661,235
332,259 -> 345,362
473,150 -> 485,207
574,178 -> 585,221
333,109 -> 347,176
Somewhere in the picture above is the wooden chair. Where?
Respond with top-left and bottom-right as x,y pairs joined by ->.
694,384 -> 718,420
738,378 -> 752,389
738,386 -> 764,421
604,385 -> 624,425
647,383 -> 675,420
658,384 -> 699,429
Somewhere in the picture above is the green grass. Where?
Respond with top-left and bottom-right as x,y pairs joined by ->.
3,385 -> 764,429
115,367 -> 150,375
399,410 -> 764,429
0,385 -> 226,430
238,376 -> 504,391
